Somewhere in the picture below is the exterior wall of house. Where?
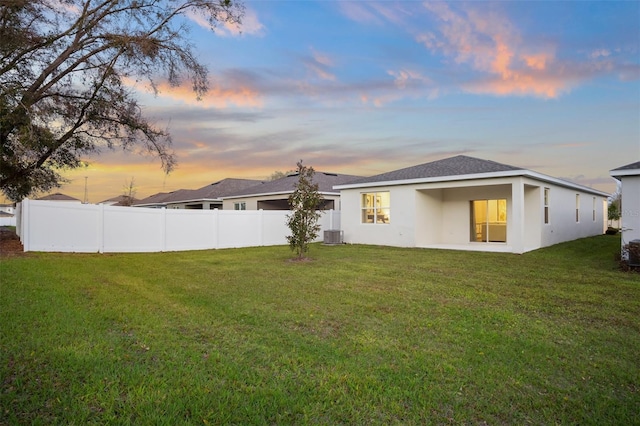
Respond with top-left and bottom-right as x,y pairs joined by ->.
340,176 -> 606,253
620,175 -> 640,245
340,178 -> 516,250
538,181 -> 607,249
523,184 -> 542,252
166,201 -> 221,210
0,204 -> 15,214
222,194 -> 341,211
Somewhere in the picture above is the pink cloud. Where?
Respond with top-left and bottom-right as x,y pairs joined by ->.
388,69 -> 432,89
123,77 -> 263,109
186,7 -> 265,37
307,48 -> 336,81
337,2 -> 386,25
419,2 -> 574,99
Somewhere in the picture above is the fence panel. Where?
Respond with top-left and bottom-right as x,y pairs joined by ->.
18,199 -> 340,253
0,216 -> 16,227
217,210 -> 263,249
23,200 -> 100,252
261,211 -> 290,246
103,206 -> 164,252
165,209 -> 217,251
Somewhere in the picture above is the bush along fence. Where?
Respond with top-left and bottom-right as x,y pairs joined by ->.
16,199 -> 341,253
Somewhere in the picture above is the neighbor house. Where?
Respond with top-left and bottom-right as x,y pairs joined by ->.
134,178 -> 262,209
36,193 -> 81,203
221,171 -> 363,211
334,155 -> 608,254
610,161 -> 640,256
98,195 -> 139,206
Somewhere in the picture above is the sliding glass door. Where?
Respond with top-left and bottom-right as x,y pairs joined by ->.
471,199 -> 507,243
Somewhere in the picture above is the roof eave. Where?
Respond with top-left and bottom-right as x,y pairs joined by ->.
165,197 -> 223,205
333,170 -> 525,190
222,190 -> 340,200
334,169 -> 610,197
610,168 -> 640,179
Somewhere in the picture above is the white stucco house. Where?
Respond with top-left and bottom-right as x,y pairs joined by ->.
610,161 -> 640,259
334,155 -> 609,254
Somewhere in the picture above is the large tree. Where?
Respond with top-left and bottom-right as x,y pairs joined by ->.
0,0 -> 243,201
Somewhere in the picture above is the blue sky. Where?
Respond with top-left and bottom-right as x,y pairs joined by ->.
60,0 -> 639,202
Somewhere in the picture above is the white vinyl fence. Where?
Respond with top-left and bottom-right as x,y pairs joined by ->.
0,215 -> 16,227
17,199 -> 341,253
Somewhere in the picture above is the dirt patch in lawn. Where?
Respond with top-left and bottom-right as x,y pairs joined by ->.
0,227 -> 25,257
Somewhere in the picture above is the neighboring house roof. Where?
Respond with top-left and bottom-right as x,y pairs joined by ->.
610,161 -> 640,180
36,192 -> 81,202
223,172 -> 364,200
99,195 -> 139,206
180,178 -> 264,201
0,211 -> 14,217
134,178 -> 262,207
335,155 -> 609,197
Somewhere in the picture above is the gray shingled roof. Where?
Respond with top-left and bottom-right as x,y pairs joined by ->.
99,195 -> 140,206
37,192 -> 81,201
611,161 -> 640,171
345,155 -> 523,185
134,178 -> 263,206
183,178 -> 263,199
226,172 -> 364,198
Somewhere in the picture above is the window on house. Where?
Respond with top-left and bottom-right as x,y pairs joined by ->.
470,199 -> 507,243
544,188 -> 550,224
576,194 -> 580,222
361,192 -> 390,224
592,197 -> 596,221
234,202 -> 246,211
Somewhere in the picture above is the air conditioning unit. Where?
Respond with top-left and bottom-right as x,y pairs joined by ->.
323,230 -> 343,245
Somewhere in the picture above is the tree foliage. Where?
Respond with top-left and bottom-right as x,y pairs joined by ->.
121,176 -> 137,206
269,170 -> 294,181
608,187 -> 621,226
286,160 -> 323,260
0,0 -> 243,201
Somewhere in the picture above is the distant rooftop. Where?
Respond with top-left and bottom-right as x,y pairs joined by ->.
36,192 -> 81,202
134,178 -> 263,206
223,171 -> 364,198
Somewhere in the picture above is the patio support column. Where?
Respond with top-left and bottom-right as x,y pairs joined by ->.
511,178 -> 526,254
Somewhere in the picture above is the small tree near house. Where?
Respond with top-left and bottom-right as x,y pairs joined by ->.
286,161 -> 323,260
607,187 -> 621,234
121,177 -> 137,207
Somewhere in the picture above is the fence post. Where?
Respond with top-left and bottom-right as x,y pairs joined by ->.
98,203 -> 105,253
259,209 -> 264,246
161,208 -> 167,252
21,199 -> 30,252
213,208 -> 219,249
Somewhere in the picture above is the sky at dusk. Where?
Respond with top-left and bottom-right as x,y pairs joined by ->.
43,1 -> 640,202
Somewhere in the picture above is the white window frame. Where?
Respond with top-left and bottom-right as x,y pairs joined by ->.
544,187 -> 550,224
470,199 -> 507,243
234,202 -> 246,211
361,192 -> 390,224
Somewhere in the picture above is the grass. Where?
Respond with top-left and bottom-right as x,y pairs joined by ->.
1,235 -> 638,425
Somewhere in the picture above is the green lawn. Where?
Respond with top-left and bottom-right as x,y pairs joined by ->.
1,235 -> 638,425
